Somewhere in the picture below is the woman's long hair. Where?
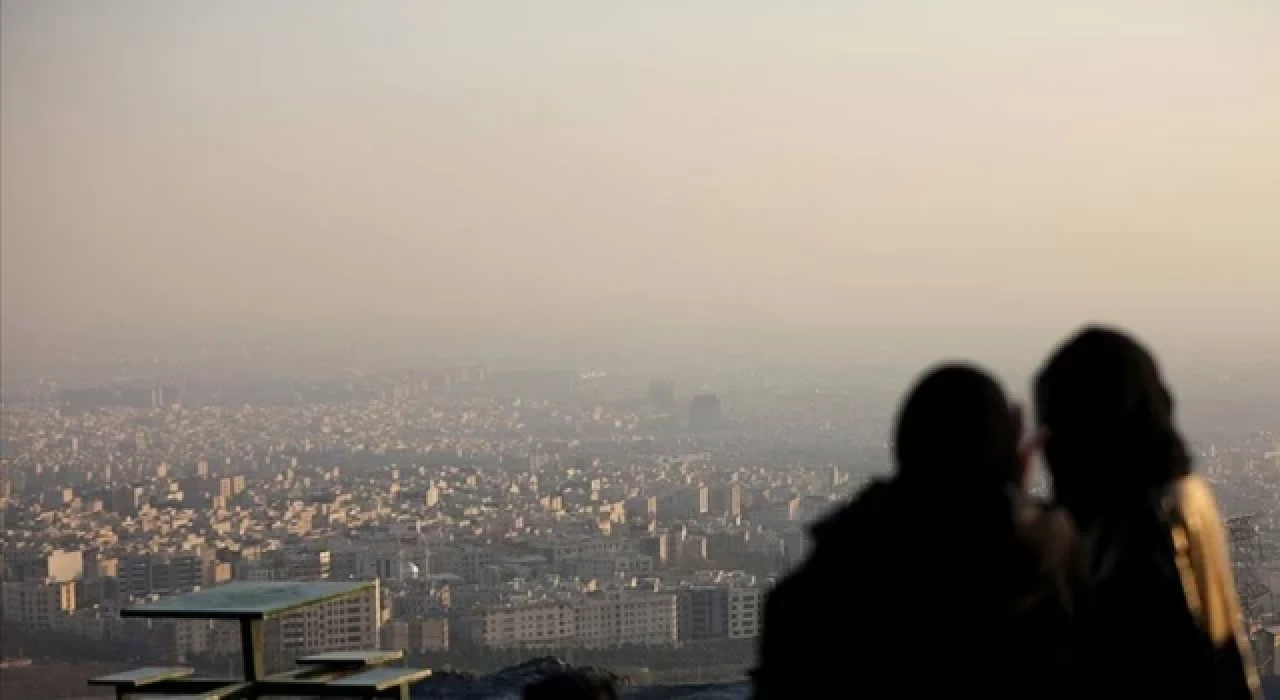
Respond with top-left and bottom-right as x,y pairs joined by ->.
1034,326 -> 1191,520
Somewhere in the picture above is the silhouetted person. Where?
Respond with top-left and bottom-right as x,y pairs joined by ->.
524,670 -> 619,700
1035,326 -> 1261,699
754,365 -> 1078,699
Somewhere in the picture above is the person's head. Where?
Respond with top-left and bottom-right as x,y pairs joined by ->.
893,364 -> 1024,492
1034,326 -> 1191,518
523,671 -> 619,700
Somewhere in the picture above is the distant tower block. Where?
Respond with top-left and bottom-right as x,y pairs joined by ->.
1228,514 -> 1273,626
689,394 -> 723,432
648,380 -> 676,408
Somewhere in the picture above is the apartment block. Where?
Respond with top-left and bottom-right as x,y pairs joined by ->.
678,586 -> 730,641
728,585 -> 762,639
1,579 -> 76,630
172,618 -> 242,657
118,553 -> 206,599
2,548 -> 83,583
575,590 -> 678,648
262,580 -> 380,673
472,601 -> 576,649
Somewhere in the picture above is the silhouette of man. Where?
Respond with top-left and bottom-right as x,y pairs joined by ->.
1035,326 -> 1261,699
754,364 -> 1078,699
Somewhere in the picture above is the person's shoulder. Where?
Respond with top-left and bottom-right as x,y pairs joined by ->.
764,546 -> 829,609
1163,474 -> 1224,525
765,487 -> 889,615
809,478 -> 899,539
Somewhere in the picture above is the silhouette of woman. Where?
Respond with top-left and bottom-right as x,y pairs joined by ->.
1035,326 -> 1261,699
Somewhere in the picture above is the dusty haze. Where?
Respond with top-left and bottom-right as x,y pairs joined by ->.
3,0 -> 1278,367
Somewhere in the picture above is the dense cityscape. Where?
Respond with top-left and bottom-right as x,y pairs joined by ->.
1,352 -> 1277,695
4,3 -> 1279,696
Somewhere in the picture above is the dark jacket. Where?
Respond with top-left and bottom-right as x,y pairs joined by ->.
753,478 -> 1079,699
1067,474 -> 1261,699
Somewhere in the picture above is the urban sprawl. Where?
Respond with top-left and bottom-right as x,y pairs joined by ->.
2,363 -> 1278,677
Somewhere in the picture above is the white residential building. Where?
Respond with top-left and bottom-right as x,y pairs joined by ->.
473,601 -> 577,649
262,580 -> 380,673
575,590 -> 678,648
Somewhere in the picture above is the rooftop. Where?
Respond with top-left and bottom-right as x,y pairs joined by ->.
121,580 -> 375,620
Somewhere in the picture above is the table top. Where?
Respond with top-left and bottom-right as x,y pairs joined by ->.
296,650 -> 404,666
121,581 -> 375,620
128,684 -> 250,700
88,666 -> 194,687
325,667 -> 433,691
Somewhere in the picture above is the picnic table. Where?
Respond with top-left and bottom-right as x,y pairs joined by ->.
90,581 -> 430,699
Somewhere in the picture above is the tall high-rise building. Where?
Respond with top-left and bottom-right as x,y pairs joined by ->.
151,385 -> 179,409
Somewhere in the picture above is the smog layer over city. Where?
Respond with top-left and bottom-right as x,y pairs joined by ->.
2,2 -> 1278,698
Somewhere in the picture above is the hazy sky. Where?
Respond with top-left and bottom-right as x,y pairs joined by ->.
3,1 -> 1278,365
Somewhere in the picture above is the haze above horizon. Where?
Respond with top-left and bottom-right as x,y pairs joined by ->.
3,0 -> 1278,367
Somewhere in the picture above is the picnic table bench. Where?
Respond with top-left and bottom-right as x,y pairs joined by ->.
89,582 -> 431,699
